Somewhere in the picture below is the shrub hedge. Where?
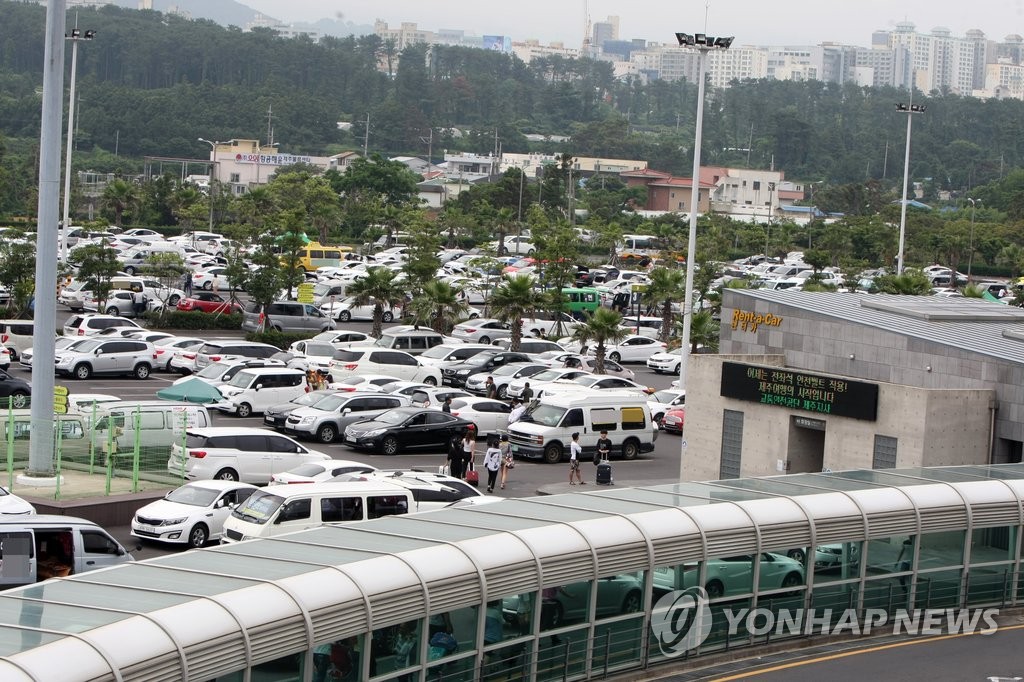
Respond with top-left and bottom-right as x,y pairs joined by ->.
146,310 -> 243,330
244,329 -> 317,350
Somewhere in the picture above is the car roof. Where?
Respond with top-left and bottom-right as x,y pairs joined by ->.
232,367 -> 304,375
186,427 -> 297,436
179,480 -> 258,491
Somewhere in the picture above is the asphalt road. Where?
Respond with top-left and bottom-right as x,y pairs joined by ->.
36,311 -> 688,558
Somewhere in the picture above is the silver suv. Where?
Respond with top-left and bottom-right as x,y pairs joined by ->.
54,338 -> 157,379
283,392 -> 410,443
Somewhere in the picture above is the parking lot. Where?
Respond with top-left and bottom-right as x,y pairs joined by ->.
32,311 -> 689,557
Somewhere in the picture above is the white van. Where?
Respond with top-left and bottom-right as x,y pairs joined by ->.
214,367 -> 307,418
507,391 -> 658,464
93,401 -> 211,452
0,515 -> 134,587
220,480 -> 416,542
0,320 -> 35,361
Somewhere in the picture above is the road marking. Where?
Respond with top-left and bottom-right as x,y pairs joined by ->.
708,624 -> 1024,681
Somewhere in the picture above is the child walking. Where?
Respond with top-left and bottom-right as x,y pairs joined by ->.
569,432 -> 585,485
484,435 -> 502,493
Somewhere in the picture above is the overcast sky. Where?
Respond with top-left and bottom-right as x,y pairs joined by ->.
243,0 -> 1024,47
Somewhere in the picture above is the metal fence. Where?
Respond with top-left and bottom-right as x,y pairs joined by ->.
3,399 -> 190,499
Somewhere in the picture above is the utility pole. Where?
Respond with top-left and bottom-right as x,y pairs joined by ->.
363,113 -> 370,157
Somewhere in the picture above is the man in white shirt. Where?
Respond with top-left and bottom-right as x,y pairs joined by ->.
508,399 -> 526,424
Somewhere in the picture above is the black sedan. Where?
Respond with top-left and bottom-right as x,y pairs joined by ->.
0,370 -> 30,409
342,407 -> 475,455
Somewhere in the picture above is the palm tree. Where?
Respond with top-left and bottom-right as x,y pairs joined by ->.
346,267 -> 406,338
489,275 -> 545,352
643,267 -> 686,343
687,309 -> 720,353
411,280 -> 469,333
571,308 -> 629,374
101,179 -> 140,226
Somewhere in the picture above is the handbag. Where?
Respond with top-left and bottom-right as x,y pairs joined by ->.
503,453 -> 515,469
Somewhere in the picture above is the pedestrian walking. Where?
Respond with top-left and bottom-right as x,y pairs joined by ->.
569,432 -> 585,485
508,399 -> 526,424
483,435 -> 501,493
463,427 -> 479,485
441,397 -> 452,414
522,382 -> 534,403
183,271 -> 193,296
485,376 -> 497,399
131,287 -> 147,317
499,434 -> 514,490
447,434 -> 465,479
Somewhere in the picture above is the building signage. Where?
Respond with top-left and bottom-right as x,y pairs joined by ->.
720,362 -> 879,421
235,153 -> 313,166
731,309 -> 783,332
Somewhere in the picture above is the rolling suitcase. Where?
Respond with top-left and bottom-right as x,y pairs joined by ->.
596,460 -> 613,485
465,459 -> 480,487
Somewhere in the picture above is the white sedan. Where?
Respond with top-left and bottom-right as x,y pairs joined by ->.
0,486 -> 35,515
332,374 -> 403,392
505,368 -> 593,400
646,351 -> 682,375
130,480 -> 258,548
192,267 -> 233,291
153,336 -> 205,372
269,460 -> 377,485
445,397 -> 512,435
590,335 -> 667,363
538,374 -> 652,399
311,329 -> 373,349
322,297 -> 399,323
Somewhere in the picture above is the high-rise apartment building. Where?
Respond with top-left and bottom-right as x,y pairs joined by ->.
592,16 -> 619,49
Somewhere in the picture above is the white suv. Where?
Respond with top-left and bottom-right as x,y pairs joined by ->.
63,314 -> 142,338
168,427 -> 330,484
328,348 -> 442,385
55,338 -> 157,379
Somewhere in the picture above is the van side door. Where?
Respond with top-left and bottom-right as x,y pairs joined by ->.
0,530 -> 35,586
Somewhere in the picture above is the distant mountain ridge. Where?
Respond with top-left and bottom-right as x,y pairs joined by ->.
104,0 -> 371,36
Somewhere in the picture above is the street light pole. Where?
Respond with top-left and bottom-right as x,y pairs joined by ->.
676,32 -> 733,397
895,101 -> 926,274
967,198 -> 980,283
198,138 -> 237,235
59,25 -> 95,263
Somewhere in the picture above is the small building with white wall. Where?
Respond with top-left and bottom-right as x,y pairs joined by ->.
682,290 -> 1024,482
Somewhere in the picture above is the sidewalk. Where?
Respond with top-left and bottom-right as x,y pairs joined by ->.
536,479 -> 668,495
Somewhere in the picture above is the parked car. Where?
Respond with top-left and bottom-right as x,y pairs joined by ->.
328,348 -> 441,386
176,292 -> 243,314
214,367 -> 307,418
504,368 -> 592,400
54,338 -> 156,380
441,350 -> 533,388
173,358 -> 286,388
191,267 -> 233,291
343,407 -> 475,455
310,329 -> 373,349
537,374 -> 651,399
284,340 -> 342,372
444,397 -> 511,436
653,553 -> 805,600
194,339 -> 280,371
660,406 -> 685,434
321,296 -> 399,323
451,319 -> 512,344
0,370 -> 31,409
331,374 -> 403,393
646,351 -> 682,375
263,389 -> 339,429
167,427 -> 331,483
269,460 -> 378,485
539,353 -> 636,379
241,301 -> 334,333
647,389 -> 686,425
284,391 -> 411,443
584,335 -> 667,363
464,362 -> 547,398
62,314 -> 141,337
130,480 -> 259,548
417,343 -> 494,368
152,336 -> 205,372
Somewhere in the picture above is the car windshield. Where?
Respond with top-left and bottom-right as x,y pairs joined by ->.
375,410 -> 411,425
165,485 -> 221,507
651,390 -> 681,403
464,353 -> 497,367
572,376 -> 601,387
524,404 -> 566,427
73,340 -> 101,353
374,335 -> 397,347
530,369 -> 564,382
293,392 -> 326,406
196,362 -> 231,379
227,370 -> 256,388
492,363 -> 524,376
313,394 -> 349,411
230,490 -> 285,526
420,345 -> 454,359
